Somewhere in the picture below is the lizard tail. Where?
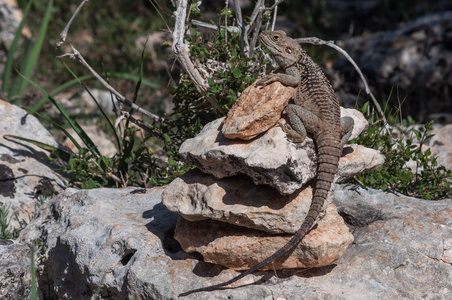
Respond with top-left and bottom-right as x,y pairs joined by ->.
179,139 -> 342,297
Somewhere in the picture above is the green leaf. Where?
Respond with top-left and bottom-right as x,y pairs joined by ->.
16,0 -> 54,97
3,134 -> 72,162
21,76 -> 101,157
2,0 -> 34,95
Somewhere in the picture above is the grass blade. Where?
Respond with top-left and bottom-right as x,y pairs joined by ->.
4,134 -> 72,162
20,75 -> 101,157
16,0 -> 54,97
30,246 -> 38,300
29,73 -> 160,113
22,107 -> 82,151
63,62 -> 121,153
1,0 -> 34,95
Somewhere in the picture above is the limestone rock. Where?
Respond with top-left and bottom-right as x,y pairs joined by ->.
180,117 -> 383,195
14,185 -> 452,299
222,81 -> 295,140
162,169 -> 324,234
19,187 -> 187,299
162,170 -> 318,234
175,203 -> 353,270
341,107 -> 369,141
0,240 -> 32,299
424,124 -> 452,171
0,100 -> 67,229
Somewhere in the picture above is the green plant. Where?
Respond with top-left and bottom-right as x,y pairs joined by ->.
5,50 -> 189,189
0,202 -> 26,240
352,102 -> 452,200
1,0 -> 53,102
171,23 -> 268,128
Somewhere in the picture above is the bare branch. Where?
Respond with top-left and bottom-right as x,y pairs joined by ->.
264,0 -> 284,11
56,0 -> 89,47
271,0 -> 279,31
295,36 -> 387,123
172,0 -> 225,112
58,45 -> 166,123
249,1 -> 264,57
232,0 -> 249,53
247,0 -> 265,32
189,20 -> 240,33
115,110 -> 155,134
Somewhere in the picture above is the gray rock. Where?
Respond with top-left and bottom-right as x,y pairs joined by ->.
424,124 -> 452,171
180,118 -> 382,195
0,240 -> 32,299
0,100 -> 67,229
17,185 -> 452,299
181,117 -> 317,195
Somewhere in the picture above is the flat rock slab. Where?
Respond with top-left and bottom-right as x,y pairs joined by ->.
162,169 -> 330,234
0,100 -> 67,228
180,117 -> 383,195
15,185 -> 452,299
222,81 -> 295,140
175,203 -> 353,270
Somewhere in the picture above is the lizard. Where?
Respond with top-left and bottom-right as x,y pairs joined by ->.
179,30 -> 354,297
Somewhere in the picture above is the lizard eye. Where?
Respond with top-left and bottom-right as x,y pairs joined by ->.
285,47 -> 292,54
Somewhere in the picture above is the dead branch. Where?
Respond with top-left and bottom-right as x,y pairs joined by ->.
172,0 -> 225,112
58,45 -> 165,123
56,0 -> 89,47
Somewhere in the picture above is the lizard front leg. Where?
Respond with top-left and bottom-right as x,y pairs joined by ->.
256,65 -> 302,88
283,104 -> 320,143
340,116 -> 354,146
256,73 -> 300,87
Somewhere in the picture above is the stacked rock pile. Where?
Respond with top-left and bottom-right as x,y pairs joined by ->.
162,82 -> 384,271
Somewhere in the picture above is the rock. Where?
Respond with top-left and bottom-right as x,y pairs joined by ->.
180,116 -> 383,195
175,203 -> 353,270
0,100 -> 67,229
0,240 -> 32,299
15,185 -> 452,299
341,107 -> 369,140
19,187 -> 188,299
162,169 -> 326,234
424,124 -> 452,171
222,81 -> 295,140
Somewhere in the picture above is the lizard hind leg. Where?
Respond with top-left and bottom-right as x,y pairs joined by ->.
340,116 -> 354,146
284,104 -> 320,143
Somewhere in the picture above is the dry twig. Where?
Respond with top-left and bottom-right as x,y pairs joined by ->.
58,45 -> 165,123
56,0 -> 89,47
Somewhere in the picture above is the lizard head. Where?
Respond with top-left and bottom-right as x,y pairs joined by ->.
260,30 -> 305,69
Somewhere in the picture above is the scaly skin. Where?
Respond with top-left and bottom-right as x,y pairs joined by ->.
179,30 -> 354,297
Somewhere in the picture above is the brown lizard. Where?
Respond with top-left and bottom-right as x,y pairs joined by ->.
179,30 -> 354,297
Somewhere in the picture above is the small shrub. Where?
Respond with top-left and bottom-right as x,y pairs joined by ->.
352,102 -> 452,200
